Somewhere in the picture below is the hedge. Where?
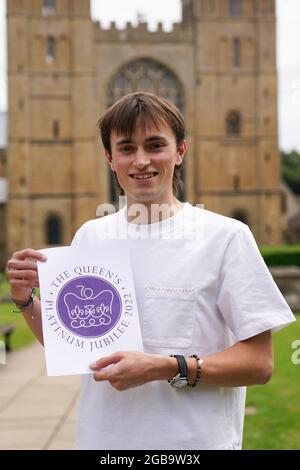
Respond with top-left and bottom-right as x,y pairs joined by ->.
260,245 -> 300,267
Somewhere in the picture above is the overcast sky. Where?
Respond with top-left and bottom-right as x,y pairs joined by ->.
0,0 -> 299,151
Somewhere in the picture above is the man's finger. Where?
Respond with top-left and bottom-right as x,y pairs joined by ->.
93,370 -> 110,382
12,249 -> 47,261
9,270 -> 37,279
9,279 -> 36,288
89,352 -> 121,370
7,259 -> 38,271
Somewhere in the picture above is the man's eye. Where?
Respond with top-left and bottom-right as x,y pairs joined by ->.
119,147 -> 132,153
149,143 -> 164,150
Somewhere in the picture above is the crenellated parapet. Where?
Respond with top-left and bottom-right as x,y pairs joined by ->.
93,21 -> 193,44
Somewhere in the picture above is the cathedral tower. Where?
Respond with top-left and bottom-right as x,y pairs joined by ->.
6,0 -> 97,253
185,0 -> 281,243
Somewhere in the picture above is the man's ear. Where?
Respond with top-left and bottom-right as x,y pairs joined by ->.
175,139 -> 187,166
104,149 -> 116,171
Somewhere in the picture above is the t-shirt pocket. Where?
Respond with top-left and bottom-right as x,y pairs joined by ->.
142,286 -> 196,348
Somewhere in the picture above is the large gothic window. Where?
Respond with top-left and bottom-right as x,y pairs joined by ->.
107,59 -> 185,202
108,59 -> 184,112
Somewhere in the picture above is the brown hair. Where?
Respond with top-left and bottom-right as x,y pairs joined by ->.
98,92 -> 185,198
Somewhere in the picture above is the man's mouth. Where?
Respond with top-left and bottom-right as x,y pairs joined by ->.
129,172 -> 159,180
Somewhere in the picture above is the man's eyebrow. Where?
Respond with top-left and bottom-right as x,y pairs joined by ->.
144,135 -> 168,143
116,135 -> 167,146
116,138 -> 132,146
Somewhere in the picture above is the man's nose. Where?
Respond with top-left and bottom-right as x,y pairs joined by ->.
133,148 -> 151,168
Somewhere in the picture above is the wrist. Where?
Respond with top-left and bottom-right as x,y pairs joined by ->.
11,288 -> 36,319
187,357 -> 198,384
11,288 -> 36,307
11,296 -> 30,305
154,355 -> 179,381
10,289 -> 32,305
167,355 -> 203,388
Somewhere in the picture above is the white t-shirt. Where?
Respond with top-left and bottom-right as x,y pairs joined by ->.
71,203 -> 295,450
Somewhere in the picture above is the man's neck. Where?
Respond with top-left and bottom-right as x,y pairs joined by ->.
125,198 -> 183,225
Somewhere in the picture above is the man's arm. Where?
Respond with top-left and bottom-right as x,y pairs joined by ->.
188,330 -> 273,387
90,330 -> 273,390
6,249 -> 46,346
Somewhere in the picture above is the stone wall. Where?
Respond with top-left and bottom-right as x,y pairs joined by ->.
5,0 -> 283,255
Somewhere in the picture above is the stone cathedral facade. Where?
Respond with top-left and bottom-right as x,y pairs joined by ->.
4,0 -> 281,262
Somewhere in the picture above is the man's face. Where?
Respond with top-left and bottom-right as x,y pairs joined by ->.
105,120 -> 186,206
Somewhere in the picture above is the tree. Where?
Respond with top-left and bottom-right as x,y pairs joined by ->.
282,150 -> 300,194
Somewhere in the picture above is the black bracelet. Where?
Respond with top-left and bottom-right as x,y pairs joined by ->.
11,288 -> 36,319
187,354 -> 203,388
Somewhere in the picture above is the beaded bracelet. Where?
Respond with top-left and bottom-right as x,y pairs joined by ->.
11,288 -> 36,320
187,354 -> 203,388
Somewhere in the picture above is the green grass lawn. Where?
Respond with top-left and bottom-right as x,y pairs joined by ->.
0,277 -> 35,350
243,317 -> 300,449
0,276 -> 10,297
0,302 -> 36,350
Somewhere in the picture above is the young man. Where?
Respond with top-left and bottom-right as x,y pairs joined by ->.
7,92 -> 295,450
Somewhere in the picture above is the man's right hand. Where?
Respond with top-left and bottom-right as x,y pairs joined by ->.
6,248 -> 47,303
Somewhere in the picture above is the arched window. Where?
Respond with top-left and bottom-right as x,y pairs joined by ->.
226,110 -> 241,136
233,175 -> 240,190
107,59 -> 184,112
230,0 -> 242,16
46,215 -> 62,245
232,38 -> 241,67
281,192 -> 287,213
53,120 -> 60,139
46,37 -> 56,63
107,58 -> 185,202
231,209 -> 248,225
43,0 -> 56,15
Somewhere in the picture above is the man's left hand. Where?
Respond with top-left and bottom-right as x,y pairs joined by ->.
89,351 -> 176,391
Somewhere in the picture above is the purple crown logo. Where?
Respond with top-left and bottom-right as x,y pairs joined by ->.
57,276 -> 122,338
64,286 -> 114,329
